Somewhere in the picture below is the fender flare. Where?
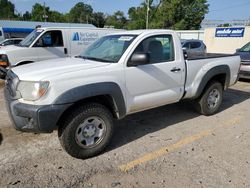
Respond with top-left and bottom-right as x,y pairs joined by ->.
194,65 -> 230,99
54,82 -> 126,119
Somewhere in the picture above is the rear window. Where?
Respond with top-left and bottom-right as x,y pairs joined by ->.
190,42 -> 201,49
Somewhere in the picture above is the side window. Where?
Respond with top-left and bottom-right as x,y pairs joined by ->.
190,42 -> 201,49
3,40 -> 12,46
14,40 -> 21,44
34,30 -> 63,47
241,43 -> 250,52
133,35 -> 175,64
183,42 -> 190,49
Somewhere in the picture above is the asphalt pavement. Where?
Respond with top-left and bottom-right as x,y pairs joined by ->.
0,80 -> 250,188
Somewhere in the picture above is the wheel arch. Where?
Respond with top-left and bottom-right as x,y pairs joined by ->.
54,82 -> 126,125
194,65 -> 230,99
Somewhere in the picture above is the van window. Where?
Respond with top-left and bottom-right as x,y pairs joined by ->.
132,35 -> 175,64
34,30 -> 63,47
190,42 -> 201,49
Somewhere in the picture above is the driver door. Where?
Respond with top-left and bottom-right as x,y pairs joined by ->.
125,34 -> 185,113
33,30 -> 68,61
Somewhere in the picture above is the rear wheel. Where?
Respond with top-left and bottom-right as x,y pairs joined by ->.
58,103 -> 114,159
195,81 -> 223,116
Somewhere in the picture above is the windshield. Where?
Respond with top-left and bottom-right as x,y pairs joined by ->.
18,29 -> 44,47
240,42 -> 250,52
79,35 -> 137,63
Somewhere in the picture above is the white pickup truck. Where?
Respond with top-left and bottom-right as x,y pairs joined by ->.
3,30 -> 240,159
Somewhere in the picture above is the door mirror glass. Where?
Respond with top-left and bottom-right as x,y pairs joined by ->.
128,53 -> 150,67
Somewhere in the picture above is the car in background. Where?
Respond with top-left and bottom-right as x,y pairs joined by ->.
235,42 -> 250,79
0,38 -> 23,47
181,39 -> 207,56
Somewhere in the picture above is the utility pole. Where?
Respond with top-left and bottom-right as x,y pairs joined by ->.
145,0 -> 150,29
43,2 -> 48,22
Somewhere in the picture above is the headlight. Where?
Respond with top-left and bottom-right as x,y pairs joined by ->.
0,54 -> 9,67
17,81 -> 50,101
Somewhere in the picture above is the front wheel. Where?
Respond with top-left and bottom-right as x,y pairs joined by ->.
195,81 -> 223,116
58,103 -> 114,159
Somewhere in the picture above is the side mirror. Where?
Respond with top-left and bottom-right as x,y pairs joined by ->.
182,48 -> 188,60
0,67 -> 7,80
128,53 -> 150,67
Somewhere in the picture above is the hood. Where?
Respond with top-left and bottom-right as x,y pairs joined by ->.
12,57 -> 111,81
0,45 -> 23,53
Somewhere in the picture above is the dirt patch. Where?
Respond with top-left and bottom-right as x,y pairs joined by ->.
0,80 -> 4,89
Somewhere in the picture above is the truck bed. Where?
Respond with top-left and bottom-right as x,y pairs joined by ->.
187,53 -> 238,60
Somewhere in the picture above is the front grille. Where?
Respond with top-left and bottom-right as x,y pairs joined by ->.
5,70 -> 20,99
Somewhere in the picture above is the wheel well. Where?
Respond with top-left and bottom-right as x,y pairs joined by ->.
196,73 -> 228,99
209,73 -> 227,89
57,95 -> 119,127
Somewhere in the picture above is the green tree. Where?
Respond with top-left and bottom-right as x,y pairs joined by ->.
155,0 -> 209,30
50,11 -> 66,22
92,12 -> 106,28
127,0 -> 155,29
217,23 -> 231,27
31,3 -> 50,22
0,0 -> 15,19
128,0 -> 208,30
68,2 -> 93,23
22,11 -> 31,21
105,11 -> 127,29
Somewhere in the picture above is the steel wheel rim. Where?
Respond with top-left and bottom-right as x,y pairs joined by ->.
207,89 -> 220,109
75,116 -> 107,149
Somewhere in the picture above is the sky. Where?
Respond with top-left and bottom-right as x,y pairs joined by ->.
10,0 -> 250,21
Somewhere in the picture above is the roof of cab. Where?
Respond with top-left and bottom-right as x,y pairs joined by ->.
107,29 -> 176,36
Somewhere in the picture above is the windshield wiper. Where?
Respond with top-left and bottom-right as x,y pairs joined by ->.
76,55 -> 115,63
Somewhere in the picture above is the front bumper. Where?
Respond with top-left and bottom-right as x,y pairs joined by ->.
4,70 -> 72,133
239,64 -> 250,79
4,88 -> 71,133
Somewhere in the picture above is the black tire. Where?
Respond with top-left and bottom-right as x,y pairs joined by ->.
195,81 -> 223,116
58,103 -> 114,159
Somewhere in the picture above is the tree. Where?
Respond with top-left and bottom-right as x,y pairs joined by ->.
128,0 -> 208,30
127,0 -> 155,29
22,11 -> 31,21
50,11 -> 66,22
155,0 -> 209,30
92,12 -> 106,28
105,11 -> 127,29
217,23 -> 231,27
0,0 -> 15,19
31,3 -> 50,22
68,2 -> 93,23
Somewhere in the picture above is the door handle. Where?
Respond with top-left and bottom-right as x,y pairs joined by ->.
64,48 -> 68,55
171,67 -> 181,72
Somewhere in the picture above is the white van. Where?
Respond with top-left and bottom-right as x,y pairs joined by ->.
0,27 -> 120,67
0,27 -> 4,42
